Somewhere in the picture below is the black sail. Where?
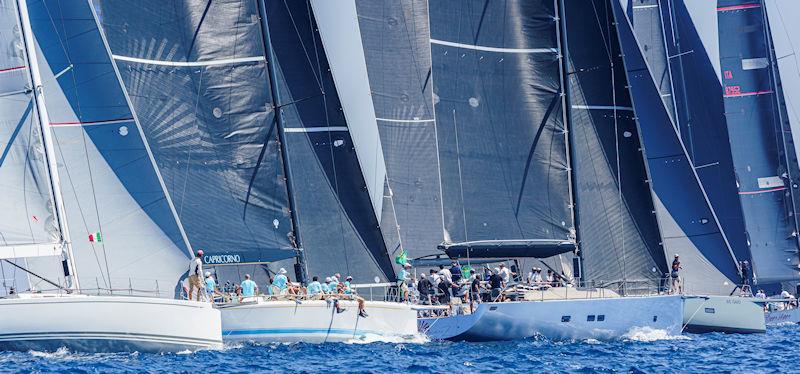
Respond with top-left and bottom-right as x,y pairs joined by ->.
563,0 -> 666,283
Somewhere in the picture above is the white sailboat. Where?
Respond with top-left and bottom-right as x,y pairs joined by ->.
92,0 -> 418,343
0,0 -> 221,353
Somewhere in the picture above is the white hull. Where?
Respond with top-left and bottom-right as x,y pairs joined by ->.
0,294 -> 222,353
683,295 -> 765,333
220,299 -> 417,343
765,308 -> 800,325
419,295 -> 683,341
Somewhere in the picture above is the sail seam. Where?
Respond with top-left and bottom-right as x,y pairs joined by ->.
375,117 -> 435,123
283,126 -> 349,133
571,104 -> 634,111
430,38 -> 558,54
111,55 -> 265,67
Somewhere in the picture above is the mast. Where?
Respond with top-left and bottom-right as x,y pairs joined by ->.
256,0 -> 308,284
556,0 -> 583,283
15,0 -> 80,291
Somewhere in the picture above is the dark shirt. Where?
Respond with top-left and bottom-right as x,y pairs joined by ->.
489,274 -> 503,289
471,277 -> 481,293
450,266 -> 462,283
418,278 -> 433,295
438,280 -> 451,303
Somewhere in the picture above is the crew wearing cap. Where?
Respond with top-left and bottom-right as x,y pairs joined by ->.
344,276 -> 353,294
188,250 -> 204,301
323,277 -> 333,294
204,271 -> 216,301
273,268 -> 289,293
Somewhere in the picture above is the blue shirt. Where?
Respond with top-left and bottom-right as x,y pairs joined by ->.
273,274 -> 288,290
205,277 -> 216,293
344,281 -> 352,294
241,279 -> 257,297
398,269 -> 410,283
307,281 -> 323,295
322,283 -> 331,293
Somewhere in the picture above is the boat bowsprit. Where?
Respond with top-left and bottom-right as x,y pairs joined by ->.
0,293 -> 222,353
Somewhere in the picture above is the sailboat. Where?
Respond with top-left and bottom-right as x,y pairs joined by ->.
409,0 -> 683,342
612,0 -> 768,333
93,0 -> 417,343
0,0 -> 221,352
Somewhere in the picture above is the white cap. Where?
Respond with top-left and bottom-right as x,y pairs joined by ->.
205,271 -> 211,277
499,263 -> 506,267
278,268 -> 287,274
325,277 -> 332,282
494,267 -> 500,274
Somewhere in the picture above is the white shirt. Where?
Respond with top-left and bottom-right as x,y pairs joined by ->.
430,273 -> 441,286
438,268 -> 452,283
499,267 -> 511,283
755,291 -> 766,299
782,290 -> 793,299
189,257 -> 203,277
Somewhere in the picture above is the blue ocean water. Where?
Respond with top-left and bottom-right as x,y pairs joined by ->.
2,324 -> 796,373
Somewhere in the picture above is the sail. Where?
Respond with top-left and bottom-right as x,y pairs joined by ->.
0,0 -> 60,259
263,0 -> 395,281
617,0 -> 677,124
28,0 -> 191,294
563,0 -> 666,283
95,0 -> 296,269
767,0 -> 800,164
611,0 -> 742,294
658,0 -> 752,270
355,0 -> 445,261
429,0 -> 574,248
717,0 -> 800,284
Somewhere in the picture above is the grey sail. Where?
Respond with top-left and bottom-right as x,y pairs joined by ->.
355,0 -> 444,261
611,0 -> 743,294
263,0 -> 396,281
717,0 -> 800,284
428,0 -> 575,273
563,0 -> 666,284
0,0 -> 62,294
96,0 -> 297,276
25,0 -> 193,295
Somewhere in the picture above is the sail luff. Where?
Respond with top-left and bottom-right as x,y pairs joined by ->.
15,0 -> 77,289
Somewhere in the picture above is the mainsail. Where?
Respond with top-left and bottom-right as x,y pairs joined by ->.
563,0 -> 666,283
717,0 -> 800,284
355,0 -> 445,261
611,0 -> 743,294
428,0 -> 575,273
26,0 -> 192,294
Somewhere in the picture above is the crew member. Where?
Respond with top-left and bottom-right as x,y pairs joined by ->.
188,250 -> 204,301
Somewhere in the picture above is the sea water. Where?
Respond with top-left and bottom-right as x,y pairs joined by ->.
2,324 -> 797,373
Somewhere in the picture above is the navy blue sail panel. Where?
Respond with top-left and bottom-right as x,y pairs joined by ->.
95,0 -> 296,265
429,0 -> 573,244
564,0 -> 666,282
658,0 -> 752,268
611,0 -> 742,287
355,0 -> 445,260
717,1 -> 799,283
265,0 -> 395,281
28,0 -> 194,289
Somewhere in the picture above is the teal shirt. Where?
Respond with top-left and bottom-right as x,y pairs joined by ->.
344,281 -> 352,294
241,279 -> 257,297
204,277 -> 216,293
322,283 -> 331,293
273,274 -> 288,290
398,269 -> 410,283
307,281 -> 323,295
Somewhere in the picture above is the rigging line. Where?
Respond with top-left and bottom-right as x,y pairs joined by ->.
185,0 -> 214,62
472,0 -> 491,46
42,2 -> 113,283
283,0 -> 324,92
243,116 -> 278,219
398,0 -> 435,118
50,130 -> 109,288
2,259 -> 66,291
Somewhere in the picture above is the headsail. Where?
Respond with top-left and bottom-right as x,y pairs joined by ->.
28,0 -> 192,294
611,0 -> 742,294
717,0 -> 800,284
563,0 -> 666,283
0,0 -> 60,260
355,0 -> 445,262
